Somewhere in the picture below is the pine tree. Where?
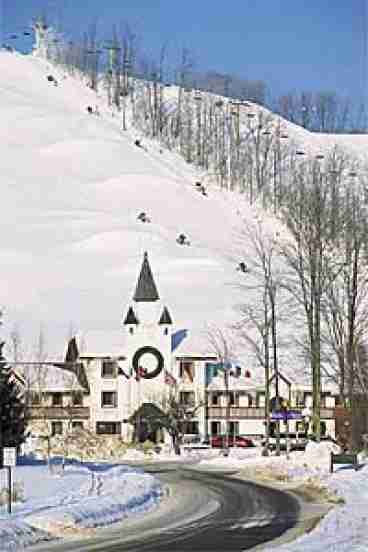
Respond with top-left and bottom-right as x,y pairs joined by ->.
0,342 -> 29,450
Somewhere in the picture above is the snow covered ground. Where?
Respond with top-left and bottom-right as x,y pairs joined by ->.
198,442 -> 368,551
0,457 -> 163,551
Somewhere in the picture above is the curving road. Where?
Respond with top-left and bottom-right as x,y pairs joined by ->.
31,463 -> 300,552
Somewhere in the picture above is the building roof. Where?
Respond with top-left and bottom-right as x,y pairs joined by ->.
159,306 -> 173,325
123,306 -> 139,325
133,252 -> 160,302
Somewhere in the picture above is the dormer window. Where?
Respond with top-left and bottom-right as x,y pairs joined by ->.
101,360 -> 117,378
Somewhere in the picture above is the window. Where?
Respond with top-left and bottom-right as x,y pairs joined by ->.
101,391 -> 118,408
211,392 -> 220,406
51,421 -> 63,436
29,391 -> 41,405
228,421 -> 239,436
72,392 -> 83,406
256,392 -> 265,407
96,422 -> 121,435
72,421 -> 83,431
180,421 -> 199,434
52,393 -> 63,407
179,391 -> 195,406
129,327 -> 134,335
211,421 -> 220,435
179,361 -> 195,383
295,391 -> 304,408
229,392 -> 238,406
101,360 -> 117,378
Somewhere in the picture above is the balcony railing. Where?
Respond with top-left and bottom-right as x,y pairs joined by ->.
28,406 -> 90,420
206,407 -> 335,419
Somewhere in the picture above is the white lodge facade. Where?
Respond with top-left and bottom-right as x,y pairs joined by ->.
26,253 -> 337,443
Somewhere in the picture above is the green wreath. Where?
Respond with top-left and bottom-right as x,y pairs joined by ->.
132,346 -> 164,379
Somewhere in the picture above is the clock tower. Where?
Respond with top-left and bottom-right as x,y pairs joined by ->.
122,253 -> 173,430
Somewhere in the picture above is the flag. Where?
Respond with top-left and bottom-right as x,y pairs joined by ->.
164,370 -> 177,386
135,365 -> 147,381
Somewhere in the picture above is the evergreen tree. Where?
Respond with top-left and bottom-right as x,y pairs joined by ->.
0,341 -> 29,450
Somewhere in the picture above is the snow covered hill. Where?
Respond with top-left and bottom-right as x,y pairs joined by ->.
0,51 -> 254,358
1,50 -> 368,376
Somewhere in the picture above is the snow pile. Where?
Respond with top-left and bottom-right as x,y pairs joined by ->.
200,442 -> 341,483
0,459 -> 162,551
267,463 -> 368,551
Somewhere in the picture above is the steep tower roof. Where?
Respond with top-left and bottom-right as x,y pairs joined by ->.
123,306 -> 139,325
158,306 -> 173,325
133,252 -> 160,302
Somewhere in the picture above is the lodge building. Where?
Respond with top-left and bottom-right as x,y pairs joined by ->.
25,253 -> 338,443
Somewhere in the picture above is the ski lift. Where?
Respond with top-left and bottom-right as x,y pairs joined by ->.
195,181 -> 202,188
215,100 -> 224,108
23,31 -> 32,36
296,150 -> 305,156
87,106 -> 93,114
315,154 -> 324,160
280,133 -> 289,139
165,83 -> 172,87
247,113 -> 255,118
9,34 -> 18,40
349,171 -> 358,178
194,91 -> 202,101
262,130 -> 271,135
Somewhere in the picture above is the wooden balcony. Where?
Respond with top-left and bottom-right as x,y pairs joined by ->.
207,407 -> 335,419
28,406 -> 90,420
207,407 -> 265,419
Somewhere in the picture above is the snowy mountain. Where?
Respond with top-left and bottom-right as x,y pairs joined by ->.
1,49 -> 367,381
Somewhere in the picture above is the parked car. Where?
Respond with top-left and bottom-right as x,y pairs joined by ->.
210,435 -> 255,448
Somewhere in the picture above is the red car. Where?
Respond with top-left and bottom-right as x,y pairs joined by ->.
210,435 -> 255,448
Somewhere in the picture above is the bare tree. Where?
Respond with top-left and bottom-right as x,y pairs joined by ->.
280,149 -> 350,440
205,326 -> 237,450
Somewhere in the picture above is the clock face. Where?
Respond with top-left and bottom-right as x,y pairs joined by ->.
132,346 -> 164,379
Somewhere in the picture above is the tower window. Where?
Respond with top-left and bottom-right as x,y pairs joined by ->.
129,327 -> 134,334
101,391 -> 118,408
164,327 -> 168,335
101,360 -> 117,378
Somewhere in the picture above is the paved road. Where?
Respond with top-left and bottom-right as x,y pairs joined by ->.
31,463 -> 300,552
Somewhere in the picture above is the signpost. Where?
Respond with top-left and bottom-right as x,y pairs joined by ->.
2,447 -> 16,514
271,408 -> 302,459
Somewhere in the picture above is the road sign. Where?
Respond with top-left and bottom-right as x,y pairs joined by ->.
2,447 -> 17,467
271,410 -> 303,421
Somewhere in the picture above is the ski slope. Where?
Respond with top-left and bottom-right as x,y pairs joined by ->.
1,50 -> 368,379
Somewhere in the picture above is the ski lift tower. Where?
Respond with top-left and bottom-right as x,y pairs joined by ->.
32,16 -> 48,57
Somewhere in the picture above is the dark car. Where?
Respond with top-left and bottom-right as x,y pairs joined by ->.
210,435 -> 255,448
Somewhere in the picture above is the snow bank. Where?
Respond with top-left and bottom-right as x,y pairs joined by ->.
266,463 -> 368,551
0,459 -> 163,551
